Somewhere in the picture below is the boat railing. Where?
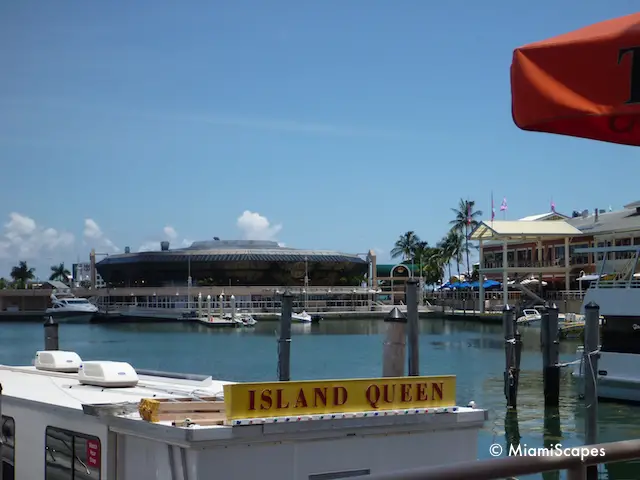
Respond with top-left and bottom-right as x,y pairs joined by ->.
595,280 -> 640,289
366,438 -> 640,480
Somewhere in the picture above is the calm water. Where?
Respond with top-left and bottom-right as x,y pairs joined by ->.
2,317 -> 640,479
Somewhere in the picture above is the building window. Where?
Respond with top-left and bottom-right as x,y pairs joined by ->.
45,427 -> 101,479
1,415 -> 15,480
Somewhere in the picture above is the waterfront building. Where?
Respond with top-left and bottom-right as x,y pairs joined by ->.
470,200 -> 640,311
72,262 -> 106,288
95,239 -> 371,288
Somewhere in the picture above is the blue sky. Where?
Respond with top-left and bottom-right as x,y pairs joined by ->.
1,1 -> 638,277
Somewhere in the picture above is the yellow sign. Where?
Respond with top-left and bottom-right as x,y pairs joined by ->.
223,375 -> 456,420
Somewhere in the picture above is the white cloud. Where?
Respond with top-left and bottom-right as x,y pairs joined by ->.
0,212 -> 74,260
138,225 -> 191,252
236,211 -> 282,241
83,218 -> 119,253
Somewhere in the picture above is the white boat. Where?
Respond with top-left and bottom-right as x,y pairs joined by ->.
0,350 -> 487,479
196,315 -> 242,328
277,310 -> 317,323
570,243 -> 640,402
45,290 -> 98,323
516,308 -> 542,325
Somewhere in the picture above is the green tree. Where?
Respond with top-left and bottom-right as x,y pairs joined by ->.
10,261 -> 35,289
449,199 -> 482,274
0,277 -> 7,289
390,231 -> 420,262
49,262 -> 71,283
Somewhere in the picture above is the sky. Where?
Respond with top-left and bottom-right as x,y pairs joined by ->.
1,1 -> 639,278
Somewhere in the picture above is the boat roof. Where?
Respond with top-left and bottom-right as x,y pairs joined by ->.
0,355 -> 487,444
0,364 -> 231,412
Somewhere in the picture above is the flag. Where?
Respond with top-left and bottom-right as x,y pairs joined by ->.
500,197 -> 508,212
491,193 -> 495,222
466,201 -> 472,225
551,199 -> 556,213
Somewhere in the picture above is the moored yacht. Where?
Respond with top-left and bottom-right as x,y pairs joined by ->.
45,290 -> 98,323
571,244 -> 640,402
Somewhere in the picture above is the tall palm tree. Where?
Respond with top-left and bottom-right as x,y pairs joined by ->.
49,262 -> 71,283
447,230 -> 465,280
390,231 -> 421,263
437,234 -> 455,283
10,261 -> 35,289
450,199 -> 483,275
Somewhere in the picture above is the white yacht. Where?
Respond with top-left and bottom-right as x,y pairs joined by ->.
0,350 -> 486,479
571,244 -> 640,402
45,290 -> 98,323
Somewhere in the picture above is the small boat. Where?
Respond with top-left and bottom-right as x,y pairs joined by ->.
235,311 -> 257,326
516,308 -> 542,325
293,310 -> 313,323
45,290 -> 98,323
276,310 -> 322,323
196,315 -> 241,328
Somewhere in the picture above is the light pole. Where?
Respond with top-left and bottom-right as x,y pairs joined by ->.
187,253 -> 192,310
304,256 -> 309,309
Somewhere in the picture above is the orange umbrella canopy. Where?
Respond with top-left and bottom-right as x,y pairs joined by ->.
511,13 -> 640,146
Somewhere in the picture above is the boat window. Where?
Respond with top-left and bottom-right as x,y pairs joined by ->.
45,427 -> 101,479
1,415 -> 15,480
601,318 -> 640,354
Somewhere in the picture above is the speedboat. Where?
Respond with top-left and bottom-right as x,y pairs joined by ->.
516,308 -> 542,325
45,290 -> 98,323
293,310 -> 313,323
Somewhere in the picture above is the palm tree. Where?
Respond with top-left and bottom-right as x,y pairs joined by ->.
390,231 -> 421,263
10,261 -> 35,289
437,234 -> 455,283
447,230 -> 465,280
450,199 -> 483,276
49,262 -> 71,283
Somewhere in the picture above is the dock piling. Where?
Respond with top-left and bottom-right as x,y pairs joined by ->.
584,302 -> 601,480
503,305 -> 519,408
405,278 -> 420,376
278,290 -> 293,381
542,304 -> 560,407
44,316 -> 59,350
382,307 -> 407,377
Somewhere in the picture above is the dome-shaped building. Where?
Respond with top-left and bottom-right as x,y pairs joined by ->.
96,239 -> 368,288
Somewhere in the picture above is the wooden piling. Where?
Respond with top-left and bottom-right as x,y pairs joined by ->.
584,302 -> 600,480
44,316 -> 59,351
278,291 -> 293,381
503,305 -> 519,408
405,278 -> 420,376
382,307 -> 407,377
542,304 -> 560,407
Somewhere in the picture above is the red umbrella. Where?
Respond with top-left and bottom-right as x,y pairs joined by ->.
511,13 -> 640,145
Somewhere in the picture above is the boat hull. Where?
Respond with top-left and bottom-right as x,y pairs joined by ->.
571,351 -> 640,403
44,311 -> 96,324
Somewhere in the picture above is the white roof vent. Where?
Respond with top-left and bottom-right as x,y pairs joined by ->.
35,351 -> 82,372
78,361 -> 139,388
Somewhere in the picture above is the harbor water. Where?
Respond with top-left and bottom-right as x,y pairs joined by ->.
1,317 -> 640,479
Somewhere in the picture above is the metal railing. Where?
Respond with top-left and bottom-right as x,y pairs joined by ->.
596,280 -> 640,289
367,439 -> 640,480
